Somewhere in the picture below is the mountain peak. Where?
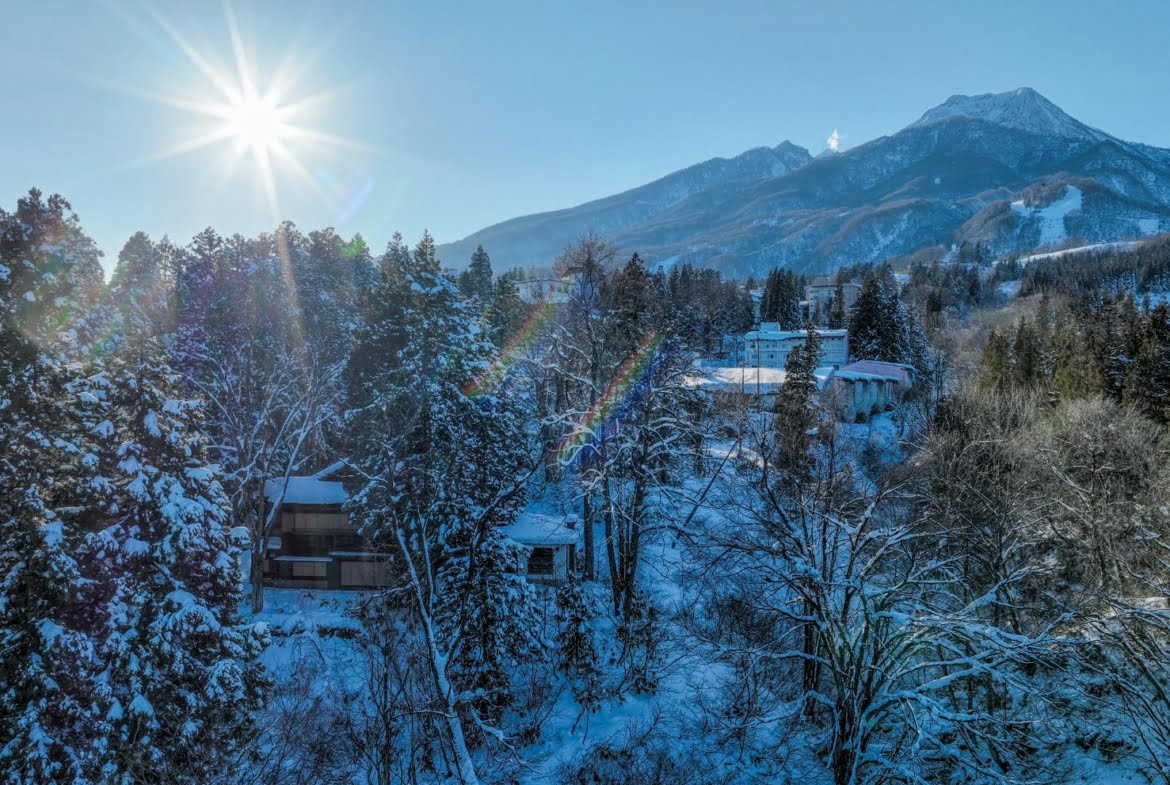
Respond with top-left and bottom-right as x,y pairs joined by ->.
911,87 -> 1103,140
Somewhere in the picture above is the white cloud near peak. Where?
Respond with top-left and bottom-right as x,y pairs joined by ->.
826,128 -> 841,153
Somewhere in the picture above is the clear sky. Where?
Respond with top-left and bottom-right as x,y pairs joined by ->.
3,0 -> 1169,272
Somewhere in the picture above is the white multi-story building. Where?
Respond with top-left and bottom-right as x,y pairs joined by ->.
743,324 -> 849,369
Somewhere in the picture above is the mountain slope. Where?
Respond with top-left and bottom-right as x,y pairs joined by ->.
437,141 -> 811,270
438,89 -> 1170,275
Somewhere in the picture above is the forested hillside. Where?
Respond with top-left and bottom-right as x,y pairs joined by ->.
4,188 -> 1170,785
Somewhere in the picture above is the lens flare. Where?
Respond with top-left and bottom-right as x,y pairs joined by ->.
463,276 -> 572,400
553,331 -> 667,467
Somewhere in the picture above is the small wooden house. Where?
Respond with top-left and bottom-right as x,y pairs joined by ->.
262,462 -> 390,590
503,512 -> 580,582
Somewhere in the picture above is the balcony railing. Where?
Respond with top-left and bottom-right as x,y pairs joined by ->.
277,529 -> 374,558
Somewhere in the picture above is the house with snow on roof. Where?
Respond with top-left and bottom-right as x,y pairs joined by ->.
260,461 -> 390,589
685,365 -> 833,409
260,462 -> 583,589
504,512 -> 580,582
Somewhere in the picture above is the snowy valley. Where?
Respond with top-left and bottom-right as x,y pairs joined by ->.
6,187 -> 1170,785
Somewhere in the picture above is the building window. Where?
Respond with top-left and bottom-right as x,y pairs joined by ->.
282,510 -> 351,532
528,547 -> 555,575
341,560 -> 390,588
291,561 -> 327,579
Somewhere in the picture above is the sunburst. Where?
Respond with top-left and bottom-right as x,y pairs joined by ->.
140,2 -> 361,221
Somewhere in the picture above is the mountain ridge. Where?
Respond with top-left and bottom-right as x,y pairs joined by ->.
438,89 -> 1170,275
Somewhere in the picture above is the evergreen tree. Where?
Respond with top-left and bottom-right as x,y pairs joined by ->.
348,230 -> 542,769
1085,295 -> 1127,398
173,227 -> 225,380
1011,317 -> 1039,389
849,265 -> 915,364
457,244 -> 494,305
828,280 -> 847,329
772,324 -> 824,479
1123,336 -> 1170,423
555,580 -> 606,719
95,330 -> 266,783
0,190 -> 109,784
108,232 -> 173,343
608,253 -> 655,356
977,329 -> 1012,395
1051,329 -> 1102,400
760,268 -> 803,328
436,525 -> 544,727
483,270 -> 529,347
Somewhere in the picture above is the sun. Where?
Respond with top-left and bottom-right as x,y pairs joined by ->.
223,93 -> 289,155
137,2 -> 360,221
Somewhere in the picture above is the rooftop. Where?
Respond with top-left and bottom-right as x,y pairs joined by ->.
264,476 -> 348,506
745,327 -> 849,341
504,512 -> 580,546
686,366 -> 834,393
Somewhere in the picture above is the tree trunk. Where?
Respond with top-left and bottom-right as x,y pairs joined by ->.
393,526 -> 481,785
800,596 -> 820,717
251,491 -> 267,613
622,473 -> 647,624
602,478 -> 621,616
583,493 -> 595,580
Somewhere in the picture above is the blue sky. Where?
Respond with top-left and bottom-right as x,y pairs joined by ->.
3,0 -> 1169,272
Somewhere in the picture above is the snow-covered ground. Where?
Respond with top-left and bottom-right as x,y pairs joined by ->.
1016,238 -> 1143,266
242,409 -> 1148,785
998,279 -> 1022,298
1011,185 -> 1083,248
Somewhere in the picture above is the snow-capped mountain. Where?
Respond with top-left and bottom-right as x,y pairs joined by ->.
438,88 -> 1170,275
909,87 -> 1106,142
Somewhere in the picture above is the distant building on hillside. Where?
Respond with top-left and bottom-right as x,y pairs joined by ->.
748,288 -> 764,321
743,325 -> 849,369
805,276 -> 861,314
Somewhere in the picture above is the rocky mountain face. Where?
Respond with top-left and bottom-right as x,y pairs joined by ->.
438,88 -> 1170,276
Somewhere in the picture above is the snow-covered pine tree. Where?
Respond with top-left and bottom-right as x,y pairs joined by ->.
771,323 -> 823,479
0,351 -> 108,785
107,232 -> 173,343
483,270 -> 528,347
554,580 -> 606,721
457,244 -> 494,307
0,189 -> 111,785
173,227 -> 224,382
848,266 -> 906,363
432,321 -> 542,731
436,523 -> 545,730
94,328 -> 266,784
0,377 -> 112,785
348,231 -> 541,783
760,268 -> 802,329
